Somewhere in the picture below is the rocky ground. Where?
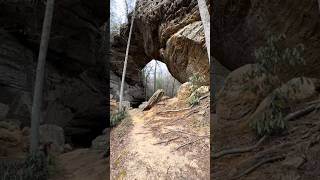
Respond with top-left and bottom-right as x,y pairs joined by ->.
111,84 -> 210,180
0,120 -> 109,180
51,149 -> 108,180
212,64 -> 320,180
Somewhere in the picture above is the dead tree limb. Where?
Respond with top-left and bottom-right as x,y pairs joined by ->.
158,105 -> 195,114
231,155 -> 284,179
286,104 -> 317,121
153,137 -> 180,145
143,89 -> 165,111
175,136 -> 207,150
212,135 -> 267,159
198,94 -> 209,101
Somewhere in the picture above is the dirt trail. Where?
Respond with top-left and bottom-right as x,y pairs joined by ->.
111,97 -> 210,180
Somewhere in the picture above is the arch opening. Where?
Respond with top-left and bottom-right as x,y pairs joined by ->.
141,60 -> 181,100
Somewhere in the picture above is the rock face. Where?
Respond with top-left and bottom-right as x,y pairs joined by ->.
91,128 -> 109,150
0,103 -> 9,119
110,71 -> 144,107
212,0 -> 320,79
0,121 -> 24,157
0,1 -> 107,146
177,82 -> 194,100
163,21 -> 209,83
111,0 -> 214,104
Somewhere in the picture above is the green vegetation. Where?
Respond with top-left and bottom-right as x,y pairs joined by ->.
248,33 -> 306,136
0,152 -> 57,180
187,73 -> 206,106
111,110 -> 127,127
188,91 -> 200,106
254,33 -> 305,76
189,73 -> 206,91
250,91 -> 288,136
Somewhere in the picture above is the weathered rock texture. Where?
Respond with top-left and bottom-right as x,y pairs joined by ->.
111,0 -> 216,104
0,1 -> 107,146
213,76 -> 320,180
217,64 -> 280,121
142,89 -> 164,111
213,0 -> 320,80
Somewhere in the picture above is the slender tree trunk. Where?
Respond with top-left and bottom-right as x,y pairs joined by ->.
30,0 -> 55,152
119,1 -> 137,111
318,0 -> 320,13
198,0 -> 216,98
197,0 -> 210,62
123,0 -> 129,23
171,79 -> 175,97
145,76 -> 148,99
153,61 -> 157,93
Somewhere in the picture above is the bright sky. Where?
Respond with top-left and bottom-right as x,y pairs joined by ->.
144,60 -> 172,77
111,0 -> 136,24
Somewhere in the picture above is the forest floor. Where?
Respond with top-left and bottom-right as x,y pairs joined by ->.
212,98 -> 320,180
51,148 -> 108,180
111,95 -> 210,180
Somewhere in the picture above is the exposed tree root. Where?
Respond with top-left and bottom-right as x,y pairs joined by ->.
158,105 -> 195,114
213,103 -> 320,159
162,129 -> 208,138
231,155 -> 285,179
212,135 -> 267,159
175,136 -> 208,151
286,104 -> 318,121
153,137 -> 180,145
198,94 -> 210,101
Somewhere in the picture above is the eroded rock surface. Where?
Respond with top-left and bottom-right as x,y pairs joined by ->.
111,0 -> 215,104
0,1 -> 107,145
212,0 -> 320,80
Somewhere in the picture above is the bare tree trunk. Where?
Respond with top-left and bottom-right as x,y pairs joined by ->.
153,61 -> 157,93
123,0 -> 129,22
145,76 -> 148,99
197,0 -> 210,62
30,0 -> 55,152
119,1 -> 137,111
318,0 -> 320,13
171,79 -> 175,97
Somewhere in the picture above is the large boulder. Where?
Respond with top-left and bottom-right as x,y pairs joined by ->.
163,21 -> 209,84
0,121 -> 23,157
142,89 -> 165,111
91,128 -> 109,150
177,82 -> 194,100
217,64 -> 280,121
40,124 -> 65,154
249,77 -> 320,129
192,86 -> 209,97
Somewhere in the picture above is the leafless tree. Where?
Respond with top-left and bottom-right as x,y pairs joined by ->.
153,61 -> 157,93
197,0 -> 210,62
30,0 -> 55,152
171,79 -> 175,97
119,0 -> 137,111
